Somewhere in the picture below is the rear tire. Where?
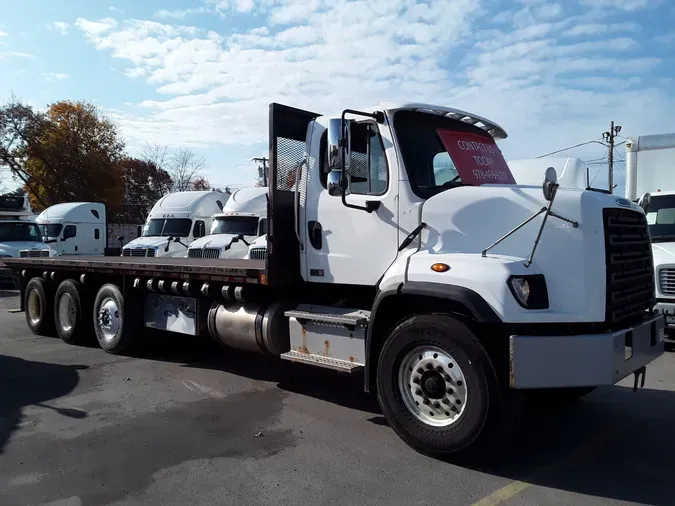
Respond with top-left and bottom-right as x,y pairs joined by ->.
93,283 -> 139,354
54,279 -> 91,345
376,314 -> 510,459
24,277 -> 55,336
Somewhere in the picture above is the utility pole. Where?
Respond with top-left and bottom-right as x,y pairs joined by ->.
602,121 -> 621,193
252,157 -> 268,186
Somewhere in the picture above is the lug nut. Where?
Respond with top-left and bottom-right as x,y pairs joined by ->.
457,380 -> 463,386
417,368 -> 424,374
436,366 -> 444,373
426,363 -> 433,370
456,399 -> 462,405
444,375 -> 451,382
442,398 -> 450,405
433,402 -> 441,409
415,389 -> 423,396
413,377 -> 420,384
423,399 -> 430,405
447,388 -> 454,394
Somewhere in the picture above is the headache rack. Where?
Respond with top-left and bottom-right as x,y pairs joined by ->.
602,208 -> 655,329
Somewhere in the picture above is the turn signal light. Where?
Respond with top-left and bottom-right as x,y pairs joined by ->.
430,263 -> 450,272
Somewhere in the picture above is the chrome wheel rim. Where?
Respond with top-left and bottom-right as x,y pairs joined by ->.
58,293 -> 76,332
97,297 -> 120,342
27,289 -> 41,325
398,346 -> 468,427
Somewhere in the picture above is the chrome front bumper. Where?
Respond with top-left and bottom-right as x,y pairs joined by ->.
653,302 -> 675,327
509,314 -> 665,389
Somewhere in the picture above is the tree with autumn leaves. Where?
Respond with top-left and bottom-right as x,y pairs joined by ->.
0,96 -> 212,221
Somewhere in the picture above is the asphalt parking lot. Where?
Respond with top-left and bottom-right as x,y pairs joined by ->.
1,287 -> 675,506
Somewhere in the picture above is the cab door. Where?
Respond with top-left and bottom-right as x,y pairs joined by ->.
302,119 -> 399,286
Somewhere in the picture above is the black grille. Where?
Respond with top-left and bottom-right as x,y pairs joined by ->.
603,208 -> 655,328
188,248 -> 219,259
249,247 -> 267,260
19,250 -> 50,258
122,248 -> 155,257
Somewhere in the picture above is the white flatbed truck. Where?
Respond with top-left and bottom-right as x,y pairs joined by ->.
1,102 -> 665,459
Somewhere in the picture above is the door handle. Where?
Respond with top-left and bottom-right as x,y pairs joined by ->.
308,221 -> 322,250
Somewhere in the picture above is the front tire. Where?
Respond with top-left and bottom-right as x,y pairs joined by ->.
93,283 -> 139,354
24,277 -> 55,336
376,314 -> 505,459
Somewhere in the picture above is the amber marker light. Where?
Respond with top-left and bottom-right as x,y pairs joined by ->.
430,263 -> 450,272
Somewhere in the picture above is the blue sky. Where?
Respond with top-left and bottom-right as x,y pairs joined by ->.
1,0 -> 674,195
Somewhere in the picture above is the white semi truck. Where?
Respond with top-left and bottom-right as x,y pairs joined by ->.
625,132 -> 675,337
2,102 -> 664,459
36,202 -> 108,256
0,195 -> 56,284
122,191 -> 229,258
187,186 -> 268,260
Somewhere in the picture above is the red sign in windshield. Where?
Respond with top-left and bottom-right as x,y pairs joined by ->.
436,129 -> 516,186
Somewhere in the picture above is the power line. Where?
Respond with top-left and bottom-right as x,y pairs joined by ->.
536,139 -> 608,159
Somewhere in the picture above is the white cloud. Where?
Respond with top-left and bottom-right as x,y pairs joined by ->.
43,72 -> 69,81
563,22 -> 640,36
74,17 -> 118,36
0,51 -> 34,59
72,0 -> 674,178
579,0 -> 661,10
154,7 -> 210,19
0,31 -> 8,37
45,21 -> 69,35
655,31 -> 675,44
109,6 -> 125,14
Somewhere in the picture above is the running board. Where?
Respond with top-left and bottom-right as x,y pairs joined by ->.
280,350 -> 364,373
284,306 -> 370,326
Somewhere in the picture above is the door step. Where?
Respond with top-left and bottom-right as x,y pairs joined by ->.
285,305 -> 370,326
280,350 -> 364,373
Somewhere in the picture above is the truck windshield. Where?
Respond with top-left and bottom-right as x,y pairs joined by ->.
40,224 -> 63,238
0,222 -> 43,242
142,218 -> 193,237
392,109 -> 509,199
210,216 -> 259,236
646,195 -> 675,242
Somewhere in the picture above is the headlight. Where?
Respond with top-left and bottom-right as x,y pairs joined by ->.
507,274 -> 549,309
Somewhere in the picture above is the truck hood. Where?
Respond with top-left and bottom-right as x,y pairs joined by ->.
652,242 -> 675,265
0,242 -> 54,257
410,185 -> 636,322
188,234 -> 256,259
123,237 -> 176,249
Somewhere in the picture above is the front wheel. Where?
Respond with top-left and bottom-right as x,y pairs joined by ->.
376,314 -> 507,459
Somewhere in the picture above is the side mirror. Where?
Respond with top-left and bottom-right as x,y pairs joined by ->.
638,193 -> 651,212
174,236 -> 181,242
327,118 -> 351,172
117,236 -> 124,242
542,167 -> 558,201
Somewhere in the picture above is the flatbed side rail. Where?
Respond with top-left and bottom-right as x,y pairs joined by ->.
0,256 -> 265,284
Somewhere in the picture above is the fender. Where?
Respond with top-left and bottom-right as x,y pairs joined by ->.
364,281 -> 502,392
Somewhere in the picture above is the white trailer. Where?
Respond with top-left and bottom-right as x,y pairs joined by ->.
122,191 -> 229,258
3,102 -> 665,460
625,133 -> 675,333
187,186 -> 268,259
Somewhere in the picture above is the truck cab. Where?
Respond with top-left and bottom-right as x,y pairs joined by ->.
625,133 -> 675,335
36,202 -> 107,256
122,191 -> 229,258
187,186 -> 267,260
0,195 -> 56,284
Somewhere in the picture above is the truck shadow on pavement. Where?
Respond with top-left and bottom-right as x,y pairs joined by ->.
133,331 -> 379,415
464,386 -> 675,505
132,332 -> 675,505
0,355 -> 88,454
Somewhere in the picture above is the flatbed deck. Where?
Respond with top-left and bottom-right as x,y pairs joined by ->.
0,256 -> 266,284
